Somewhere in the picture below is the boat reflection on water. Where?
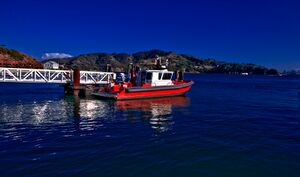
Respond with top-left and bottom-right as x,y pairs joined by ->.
0,95 -> 190,141
115,96 -> 190,132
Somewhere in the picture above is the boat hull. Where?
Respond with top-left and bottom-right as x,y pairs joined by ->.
92,81 -> 193,100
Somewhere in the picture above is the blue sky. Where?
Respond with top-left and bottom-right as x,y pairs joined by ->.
1,0 -> 300,70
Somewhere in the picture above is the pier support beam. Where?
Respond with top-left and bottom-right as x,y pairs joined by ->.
72,68 -> 81,95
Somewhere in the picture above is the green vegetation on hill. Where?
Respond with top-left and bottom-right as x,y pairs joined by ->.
45,49 -> 278,75
0,47 -> 24,60
0,47 -> 42,68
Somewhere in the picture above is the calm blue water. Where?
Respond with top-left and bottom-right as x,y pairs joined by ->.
1,74 -> 300,177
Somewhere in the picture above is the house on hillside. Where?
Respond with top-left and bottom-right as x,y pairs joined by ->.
43,61 -> 59,70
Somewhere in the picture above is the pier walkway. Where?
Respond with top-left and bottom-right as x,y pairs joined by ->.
0,67 -> 116,84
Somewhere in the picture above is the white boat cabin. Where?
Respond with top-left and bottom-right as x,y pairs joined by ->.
136,69 -> 174,86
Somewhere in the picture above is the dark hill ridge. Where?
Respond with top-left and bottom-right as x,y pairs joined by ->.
44,49 -> 278,75
0,47 -> 278,75
0,47 -> 42,68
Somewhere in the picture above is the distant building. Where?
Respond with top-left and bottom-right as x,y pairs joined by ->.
43,61 -> 59,70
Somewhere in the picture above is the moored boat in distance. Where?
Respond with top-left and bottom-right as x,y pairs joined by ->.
92,57 -> 193,100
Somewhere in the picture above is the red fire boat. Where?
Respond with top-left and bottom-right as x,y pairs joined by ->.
92,60 -> 193,100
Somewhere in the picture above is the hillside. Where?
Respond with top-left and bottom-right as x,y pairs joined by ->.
0,47 -> 42,68
44,49 -> 279,75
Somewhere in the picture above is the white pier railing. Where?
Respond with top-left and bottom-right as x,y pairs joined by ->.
0,67 -> 116,84
79,70 -> 116,84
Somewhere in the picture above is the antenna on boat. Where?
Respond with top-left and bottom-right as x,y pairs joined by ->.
155,55 -> 161,68
155,55 -> 169,69
106,64 -> 112,72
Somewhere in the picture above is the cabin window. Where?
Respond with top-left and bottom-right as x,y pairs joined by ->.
146,72 -> 152,80
158,73 -> 162,80
162,73 -> 172,80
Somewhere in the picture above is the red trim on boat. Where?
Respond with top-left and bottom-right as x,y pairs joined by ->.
92,80 -> 194,100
